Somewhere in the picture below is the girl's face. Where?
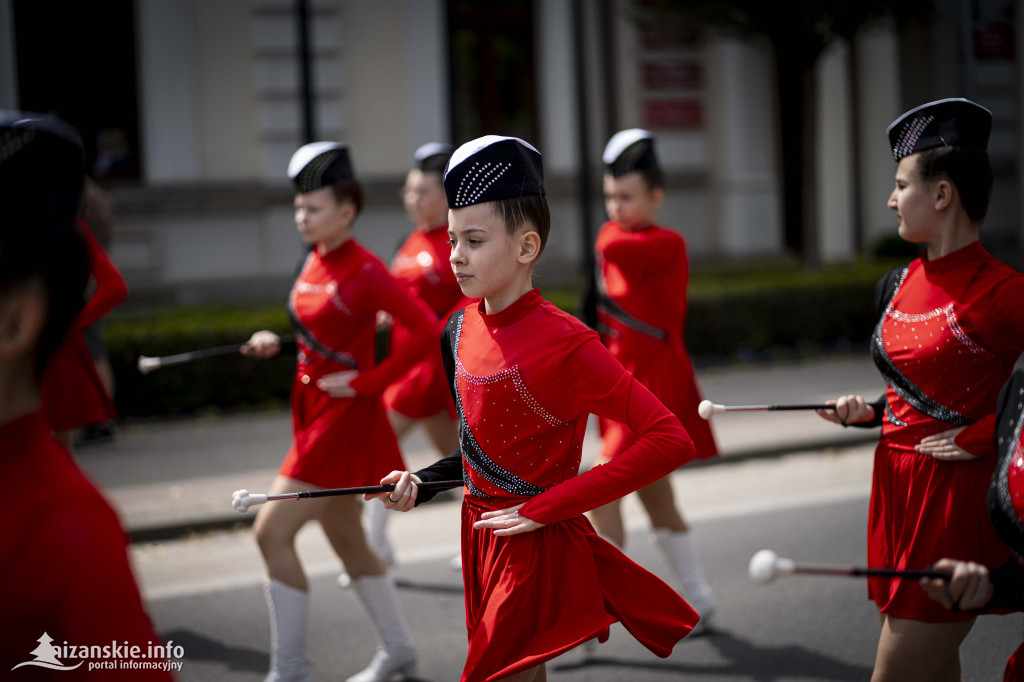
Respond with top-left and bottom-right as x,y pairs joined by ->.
294,186 -> 352,252
603,172 -> 663,231
888,154 -> 938,244
402,169 -> 449,228
448,203 -> 527,310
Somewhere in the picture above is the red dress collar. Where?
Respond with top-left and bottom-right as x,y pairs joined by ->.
317,238 -> 356,263
478,288 -> 543,328
0,410 -> 51,455
920,239 -> 986,276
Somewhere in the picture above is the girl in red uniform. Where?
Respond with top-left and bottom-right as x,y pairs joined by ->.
41,217 -> 127,452
921,355 -> 1024,682
357,143 -> 467,572
243,142 -> 437,682
368,136 -> 700,682
0,113 -> 171,680
385,143 -> 465,441
818,99 -> 1024,682
589,129 -> 719,624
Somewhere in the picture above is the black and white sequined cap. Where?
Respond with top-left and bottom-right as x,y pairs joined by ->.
443,135 -> 544,208
287,141 -> 353,193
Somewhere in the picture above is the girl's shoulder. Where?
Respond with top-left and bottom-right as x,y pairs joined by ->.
535,298 -> 600,345
346,240 -> 397,279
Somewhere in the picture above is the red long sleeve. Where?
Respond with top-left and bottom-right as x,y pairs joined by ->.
520,337 -> 693,525
76,220 -> 128,329
349,266 -> 440,396
446,290 -> 694,525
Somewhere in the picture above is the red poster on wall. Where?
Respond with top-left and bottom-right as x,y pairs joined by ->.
642,60 -> 703,90
644,100 -> 703,129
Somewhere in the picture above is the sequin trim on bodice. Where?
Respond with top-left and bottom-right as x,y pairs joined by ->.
450,313 -> 548,498
288,267 -> 359,369
871,267 -> 974,427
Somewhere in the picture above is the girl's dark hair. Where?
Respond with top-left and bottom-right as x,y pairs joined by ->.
0,227 -> 88,376
915,146 -> 992,222
491,195 -> 551,255
636,166 -> 665,191
330,177 -> 365,215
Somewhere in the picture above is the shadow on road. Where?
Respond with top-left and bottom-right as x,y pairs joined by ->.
159,628 -> 268,674
552,629 -> 874,681
395,578 -> 464,596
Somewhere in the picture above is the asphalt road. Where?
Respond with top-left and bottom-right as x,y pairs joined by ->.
135,445 -> 1021,682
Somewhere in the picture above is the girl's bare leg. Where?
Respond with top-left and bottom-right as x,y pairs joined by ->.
872,615 -> 974,682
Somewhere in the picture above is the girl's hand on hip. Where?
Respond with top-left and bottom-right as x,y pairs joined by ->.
916,427 -> 975,460
474,503 -> 546,536
316,370 -> 358,397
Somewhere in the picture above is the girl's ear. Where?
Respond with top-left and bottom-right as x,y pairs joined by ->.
517,230 -> 541,265
651,186 -> 665,211
340,201 -> 357,224
934,178 -> 954,212
0,288 -> 46,362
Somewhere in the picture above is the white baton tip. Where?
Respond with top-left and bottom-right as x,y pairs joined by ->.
232,489 -> 253,513
137,356 -> 160,375
697,400 -> 716,420
749,549 -> 779,584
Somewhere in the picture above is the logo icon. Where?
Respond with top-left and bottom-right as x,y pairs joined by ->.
12,633 -> 82,672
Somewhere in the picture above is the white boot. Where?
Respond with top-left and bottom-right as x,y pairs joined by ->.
264,580 -> 314,682
652,529 -> 717,626
363,498 -> 395,566
339,500 -> 394,589
347,575 -> 417,682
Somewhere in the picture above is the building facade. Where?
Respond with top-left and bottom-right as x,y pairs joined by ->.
0,0 -> 1020,303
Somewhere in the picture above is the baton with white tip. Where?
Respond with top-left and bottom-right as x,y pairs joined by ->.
747,549 -> 953,585
698,399 -> 836,420
138,335 -> 296,374
231,480 -> 464,513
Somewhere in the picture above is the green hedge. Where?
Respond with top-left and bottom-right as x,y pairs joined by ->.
104,260 -> 902,418
683,260 -> 897,364
106,305 -> 295,417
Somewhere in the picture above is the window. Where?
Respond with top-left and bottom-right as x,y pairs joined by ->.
14,0 -> 141,181
447,0 -> 539,145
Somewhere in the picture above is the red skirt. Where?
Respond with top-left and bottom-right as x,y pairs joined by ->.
868,441 -> 1012,621
279,380 -> 406,488
383,351 -> 457,420
600,345 -> 717,461
42,331 -> 115,431
1006,642 -> 1024,682
459,497 -> 698,681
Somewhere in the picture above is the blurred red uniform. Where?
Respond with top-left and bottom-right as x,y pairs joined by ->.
280,239 -> 437,487
42,221 -> 127,431
383,224 -> 470,420
595,220 -> 717,459
0,412 -> 172,680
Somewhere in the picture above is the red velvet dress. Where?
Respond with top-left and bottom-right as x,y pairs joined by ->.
384,224 -> 470,420
42,221 -> 127,431
869,241 -> 1024,621
279,239 -> 437,488
989,365 -> 1024,681
416,290 -> 699,682
595,220 -> 718,459
0,412 -> 171,679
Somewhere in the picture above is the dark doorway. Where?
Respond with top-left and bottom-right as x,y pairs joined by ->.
446,0 -> 540,146
13,0 -> 141,182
